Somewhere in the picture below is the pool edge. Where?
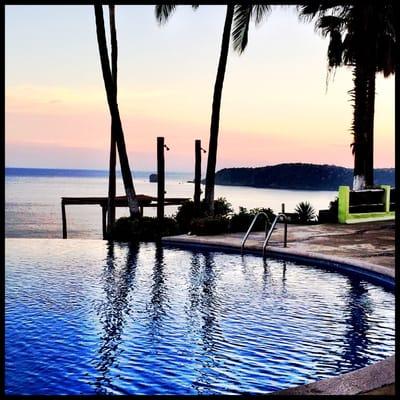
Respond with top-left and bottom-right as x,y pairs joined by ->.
162,235 -> 396,396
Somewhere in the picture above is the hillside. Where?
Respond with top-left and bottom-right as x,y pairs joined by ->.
214,163 -> 395,190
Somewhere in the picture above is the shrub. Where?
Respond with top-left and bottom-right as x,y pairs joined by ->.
175,197 -> 233,233
110,216 -> 180,242
213,197 -> 233,217
229,207 -> 275,232
189,216 -> 229,236
329,197 -> 338,214
294,201 -> 316,223
175,200 -> 203,233
318,197 -> 339,223
110,217 -> 136,241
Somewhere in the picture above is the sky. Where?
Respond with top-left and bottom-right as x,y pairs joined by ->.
5,5 -> 395,172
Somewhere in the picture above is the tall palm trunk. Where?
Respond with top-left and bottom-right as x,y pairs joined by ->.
362,3 -> 377,189
94,5 -> 140,217
107,5 -> 117,235
365,67 -> 376,187
351,61 -> 369,191
204,4 -> 234,213
351,4 -> 370,191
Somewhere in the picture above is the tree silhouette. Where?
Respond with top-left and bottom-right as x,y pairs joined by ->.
299,1 -> 395,189
94,5 -> 140,217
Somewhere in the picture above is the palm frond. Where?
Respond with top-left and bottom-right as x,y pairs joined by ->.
251,5 -> 270,25
317,15 -> 344,36
155,5 -> 176,24
297,2 -> 322,22
232,4 -> 251,54
327,29 -> 343,67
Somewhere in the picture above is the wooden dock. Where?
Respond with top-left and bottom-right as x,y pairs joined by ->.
61,194 -> 189,239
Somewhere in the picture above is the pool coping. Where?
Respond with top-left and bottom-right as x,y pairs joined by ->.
162,234 -> 396,396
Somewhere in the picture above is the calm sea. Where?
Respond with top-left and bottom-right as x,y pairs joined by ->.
5,168 -> 337,239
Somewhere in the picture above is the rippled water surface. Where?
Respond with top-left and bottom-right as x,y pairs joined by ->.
5,239 -> 395,395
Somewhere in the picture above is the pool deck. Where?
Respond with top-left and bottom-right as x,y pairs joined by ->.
162,220 -> 396,396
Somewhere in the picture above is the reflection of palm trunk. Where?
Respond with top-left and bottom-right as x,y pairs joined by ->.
197,253 -> 223,392
95,242 -> 139,393
201,254 -> 219,346
204,5 -> 234,213
338,279 -> 370,371
188,254 -> 202,317
149,244 -> 168,334
94,5 -> 140,217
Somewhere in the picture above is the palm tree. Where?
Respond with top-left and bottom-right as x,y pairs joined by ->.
155,4 -> 234,214
203,4 -> 235,214
155,5 -> 271,213
107,5 -> 117,235
94,5 -> 140,217
299,1 -> 395,190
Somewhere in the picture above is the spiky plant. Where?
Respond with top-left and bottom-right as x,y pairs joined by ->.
295,201 -> 316,223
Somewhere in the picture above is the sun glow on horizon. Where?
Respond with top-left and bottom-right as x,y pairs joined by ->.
5,5 -> 395,171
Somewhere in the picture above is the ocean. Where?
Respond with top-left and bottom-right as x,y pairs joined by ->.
5,168 -> 337,239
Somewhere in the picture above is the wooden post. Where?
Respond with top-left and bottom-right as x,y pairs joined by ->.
62,200 -> 67,239
282,203 -> 287,247
157,137 -> 165,223
194,139 -> 201,209
101,204 -> 107,239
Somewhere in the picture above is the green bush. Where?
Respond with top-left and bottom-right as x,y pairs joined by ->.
189,216 -> 229,236
213,197 -> 233,217
294,201 -> 317,223
110,216 -> 180,242
175,197 -> 233,233
318,197 -> 339,223
329,197 -> 338,214
229,207 -> 275,232
175,200 -> 203,233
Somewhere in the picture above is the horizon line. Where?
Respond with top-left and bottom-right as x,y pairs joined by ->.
5,163 -> 396,172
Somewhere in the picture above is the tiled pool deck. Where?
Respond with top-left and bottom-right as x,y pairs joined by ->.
162,220 -> 395,396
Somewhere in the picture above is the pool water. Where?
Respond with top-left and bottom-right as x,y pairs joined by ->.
5,239 -> 395,395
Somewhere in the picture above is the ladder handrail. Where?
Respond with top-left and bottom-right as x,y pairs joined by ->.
241,212 -> 271,253
262,213 -> 288,256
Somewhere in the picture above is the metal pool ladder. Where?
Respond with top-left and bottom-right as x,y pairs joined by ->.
241,212 -> 288,256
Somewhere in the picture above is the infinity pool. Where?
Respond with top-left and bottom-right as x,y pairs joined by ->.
5,239 -> 395,395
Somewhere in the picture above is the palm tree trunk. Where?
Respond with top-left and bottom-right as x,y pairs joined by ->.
107,5 -> 117,235
351,59 -> 369,191
364,67 -> 376,188
204,4 -> 234,214
94,5 -> 140,217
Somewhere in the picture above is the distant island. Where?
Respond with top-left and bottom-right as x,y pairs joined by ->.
213,163 -> 395,191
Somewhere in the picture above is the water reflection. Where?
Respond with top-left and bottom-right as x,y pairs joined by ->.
94,241 -> 139,394
188,252 -> 224,394
147,243 -> 169,339
261,259 -> 275,299
187,253 -> 202,322
336,279 -> 371,371
281,261 -> 287,295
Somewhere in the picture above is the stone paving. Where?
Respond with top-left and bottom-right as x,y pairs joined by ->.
166,220 -> 395,270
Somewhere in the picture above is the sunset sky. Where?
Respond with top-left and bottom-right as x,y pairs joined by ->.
5,5 -> 395,172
